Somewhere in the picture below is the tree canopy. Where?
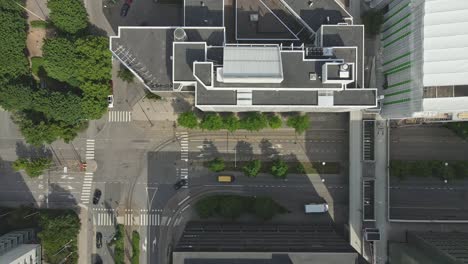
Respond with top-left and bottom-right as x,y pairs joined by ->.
48,0 -> 88,34
0,3 -> 29,82
38,212 -> 80,264
75,36 -> 112,83
243,159 -> 261,177
267,114 -> 282,129
13,157 -> 52,177
200,113 -> 223,130
223,114 -> 239,132
240,112 -> 268,131
271,159 -> 289,178
43,38 -> 79,86
208,158 -> 225,172
287,114 -> 310,134
178,112 -> 198,129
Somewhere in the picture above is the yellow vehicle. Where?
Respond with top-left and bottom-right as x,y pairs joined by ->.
217,175 -> 234,183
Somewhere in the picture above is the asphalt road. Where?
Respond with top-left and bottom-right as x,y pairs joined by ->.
389,125 -> 468,221
390,125 -> 468,160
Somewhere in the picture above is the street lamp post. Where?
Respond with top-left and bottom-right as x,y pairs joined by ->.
234,147 -> 237,168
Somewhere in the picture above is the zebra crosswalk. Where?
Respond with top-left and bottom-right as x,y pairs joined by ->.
86,139 -> 95,160
108,111 -> 132,122
92,208 -> 164,226
177,132 -> 189,185
80,172 -> 94,204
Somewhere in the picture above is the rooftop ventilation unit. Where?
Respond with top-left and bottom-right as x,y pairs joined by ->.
250,14 -> 259,22
174,28 -> 187,42
323,48 -> 333,56
339,63 -> 350,78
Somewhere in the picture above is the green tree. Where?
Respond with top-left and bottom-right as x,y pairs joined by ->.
240,112 -> 268,131
0,6 -> 29,82
287,114 -> 310,134
75,36 -> 112,83
208,158 -> 225,172
271,159 -> 288,178
177,112 -> 198,129
43,38 -> 79,86
131,231 -> 140,264
33,90 -> 83,124
195,196 -> 219,218
243,160 -> 261,177
200,113 -> 223,130
118,67 -> 134,83
110,224 -> 125,264
218,196 -> 245,219
223,113 -> 239,132
13,112 -> 81,146
80,82 -> 108,120
38,212 -> 80,264
267,114 -> 282,129
13,157 -> 52,177
0,82 -> 34,111
48,0 -> 88,34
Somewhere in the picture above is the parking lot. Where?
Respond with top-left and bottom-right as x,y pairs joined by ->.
389,125 -> 468,221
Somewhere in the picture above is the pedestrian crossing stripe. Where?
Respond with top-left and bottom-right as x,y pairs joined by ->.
108,111 -> 132,122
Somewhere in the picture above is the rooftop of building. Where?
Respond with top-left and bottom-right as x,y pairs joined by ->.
110,0 -> 376,109
185,0 -> 224,27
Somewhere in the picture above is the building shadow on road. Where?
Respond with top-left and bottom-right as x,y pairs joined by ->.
0,157 -> 36,208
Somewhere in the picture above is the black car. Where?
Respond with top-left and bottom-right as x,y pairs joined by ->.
120,3 -> 130,17
174,179 -> 187,190
96,232 -> 103,248
92,189 -> 102,205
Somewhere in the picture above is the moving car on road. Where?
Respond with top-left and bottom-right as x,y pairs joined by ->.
93,189 -> 102,205
96,232 -> 103,248
107,95 -> 114,108
304,203 -> 329,213
217,175 -> 234,183
174,179 -> 187,190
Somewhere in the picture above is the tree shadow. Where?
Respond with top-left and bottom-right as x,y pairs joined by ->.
234,140 -> 253,161
259,138 -> 279,160
87,24 -> 109,37
198,139 -> 220,161
170,94 -> 193,114
15,141 -> 52,159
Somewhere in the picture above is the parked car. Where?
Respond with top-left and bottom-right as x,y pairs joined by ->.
120,3 -> 130,17
173,179 -> 187,190
107,95 -> 114,108
93,189 -> 102,205
96,232 -> 103,248
304,203 -> 329,213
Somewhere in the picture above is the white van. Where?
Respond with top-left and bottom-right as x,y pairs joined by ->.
304,203 -> 329,213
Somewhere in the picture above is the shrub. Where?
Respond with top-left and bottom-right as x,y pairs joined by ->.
199,113 -> 224,130
177,112 -> 198,129
145,92 -> 162,100
271,159 -> 288,178
195,196 -> 219,218
239,112 -> 268,131
267,114 -> 282,129
252,197 -> 287,220
287,114 -> 310,134
223,113 -> 239,132
131,231 -> 140,264
243,160 -> 261,177
208,158 -> 225,172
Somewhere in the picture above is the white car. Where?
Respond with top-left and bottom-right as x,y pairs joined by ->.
107,95 -> 114,108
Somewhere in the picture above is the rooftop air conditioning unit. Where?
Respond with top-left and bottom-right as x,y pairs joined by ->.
250,13 -> 259,22
323,48 -> 333,56
339,63 -> 350,78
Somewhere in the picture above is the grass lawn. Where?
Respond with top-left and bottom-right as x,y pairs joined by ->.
30,56 -> 44,78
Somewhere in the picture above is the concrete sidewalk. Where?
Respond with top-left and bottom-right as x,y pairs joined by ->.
77,205 -> 92,264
